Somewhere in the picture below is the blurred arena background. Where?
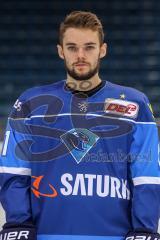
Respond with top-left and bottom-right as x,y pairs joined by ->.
0,0 -> 159,230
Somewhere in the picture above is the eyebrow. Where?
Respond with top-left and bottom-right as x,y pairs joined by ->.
65,42 -> 97,46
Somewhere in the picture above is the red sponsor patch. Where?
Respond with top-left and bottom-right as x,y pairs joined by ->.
104,99 -> 139,118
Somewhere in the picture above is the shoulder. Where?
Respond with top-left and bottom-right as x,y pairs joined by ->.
107,81 -> 147,103
106,81 -> 154,121
18,80 -> 65,101
10,80 -> 65,117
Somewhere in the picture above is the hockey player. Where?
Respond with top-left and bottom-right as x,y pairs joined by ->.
0,11 -> 160,240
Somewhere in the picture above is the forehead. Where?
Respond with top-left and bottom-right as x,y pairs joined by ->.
63,27 -> 100,45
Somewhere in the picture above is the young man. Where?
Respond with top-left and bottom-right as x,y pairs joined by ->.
0,11 -> 160,240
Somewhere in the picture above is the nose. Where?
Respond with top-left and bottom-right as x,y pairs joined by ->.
77,47 -> 86,59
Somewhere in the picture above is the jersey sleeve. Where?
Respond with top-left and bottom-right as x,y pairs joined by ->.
0,96 -> 32,223
130,94 -> 160,233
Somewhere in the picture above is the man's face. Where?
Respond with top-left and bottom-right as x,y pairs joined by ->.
57,28 -> 107,81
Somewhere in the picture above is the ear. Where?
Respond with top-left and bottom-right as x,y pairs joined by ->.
100,43 -> 107,59
57,44 -> 64,59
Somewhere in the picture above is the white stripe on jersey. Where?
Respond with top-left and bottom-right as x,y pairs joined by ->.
9,113 -> 156,125
133,176 -> 160,185
0,166 -> 31,175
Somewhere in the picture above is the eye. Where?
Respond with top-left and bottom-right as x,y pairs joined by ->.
85,46 -> 95,51
67,46 -> 77,52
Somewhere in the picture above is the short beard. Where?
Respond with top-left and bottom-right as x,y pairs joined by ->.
65,59 -> 100,81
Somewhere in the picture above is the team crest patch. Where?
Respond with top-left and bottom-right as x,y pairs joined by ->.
104,98 -> 139,119
61,128 -> 99,163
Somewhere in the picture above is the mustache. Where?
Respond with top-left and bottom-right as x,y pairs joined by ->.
73,62 -> 90,65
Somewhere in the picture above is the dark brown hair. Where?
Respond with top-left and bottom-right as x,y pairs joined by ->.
59,11 -> 104,46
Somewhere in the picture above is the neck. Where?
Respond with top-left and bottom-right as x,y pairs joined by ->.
66,73 -> 102,92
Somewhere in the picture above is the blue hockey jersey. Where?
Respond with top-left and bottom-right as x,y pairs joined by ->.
0,80 -> 160,240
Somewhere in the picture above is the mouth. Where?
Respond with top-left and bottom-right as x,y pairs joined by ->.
74,63 -> 89,69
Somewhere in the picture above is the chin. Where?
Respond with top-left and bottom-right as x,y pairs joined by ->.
74,75 -> 91,81
67,68 -> 98,81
